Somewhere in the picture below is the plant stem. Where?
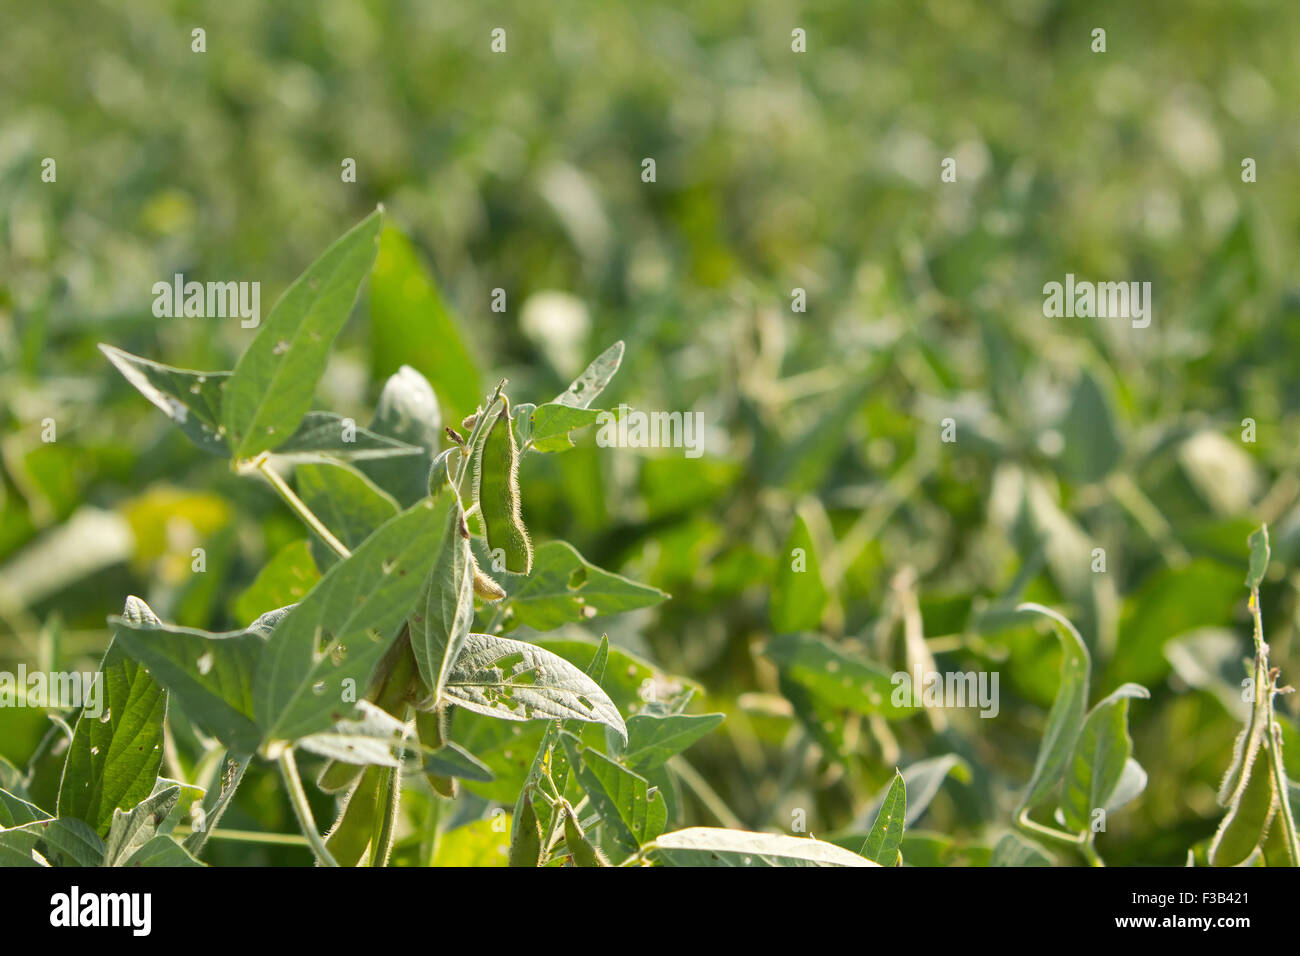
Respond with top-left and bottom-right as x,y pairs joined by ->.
254,454 -> 351,559
278,747 -> 339,867
1250,589 -> 1300,866
668,756 -> 745,829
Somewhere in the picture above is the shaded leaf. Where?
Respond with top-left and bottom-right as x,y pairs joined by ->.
224,209 -> 383,459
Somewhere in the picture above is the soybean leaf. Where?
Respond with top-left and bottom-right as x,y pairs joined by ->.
444,632 -> 627,741
856,754 -> 972,829
1057,370 -> 1123,483
860,771 -> 906,865
492,540 -> 668,632
103,785 -> 179,867
110,607 -> 265,755
254,498 -> 443,744
123,835 -> 203,867
555,341 -> 624,409
770,512 -> 827,633
423,742 -> 494,783
1060,683 -> 1150,832
359,365 -> 444,507
295,462 -> 399,570
232,539 -> 320,624
296,701 -> 408,767
563,734 -> 666,856
524,403 -> 605,453
370,226 -> 480,424
223,209 -> 384,459
0,787 -> 49,827
98,345 -> 230,455
765,633 -> 917,720
410,494 -> 474,703
644,828 -> 877,867
991,832 -> 1053,867
1106,758 -> 1149,813
616,712 -> 725,773
57,597 -> 167,837
1016,603 -> 1091,810
31,818 -> 106,867
271,411 -> 422,464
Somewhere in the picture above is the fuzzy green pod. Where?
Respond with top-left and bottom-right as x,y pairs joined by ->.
473,397 -> 533,575
509,788 -> 544,867
1209,740 -> 1278,867
323,766 -> 382,867
563,803 -> 609,867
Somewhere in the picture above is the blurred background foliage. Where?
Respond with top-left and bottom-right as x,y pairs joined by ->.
2,0 -> 1299,865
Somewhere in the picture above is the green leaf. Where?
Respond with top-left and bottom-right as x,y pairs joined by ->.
30,818 -> 106,867
122,834 -> 203,867
0,787 -> 49,827
110,604 -> 265,755
524,403 -> 605,453
493,540 -> 668,632
359,365 -> 444,507
444,632 -> 627,740
1106,758 -> 1149,813
645,828 -> 878,867
296,701 -> 408,767
254,497 -> 444,744
616,712 -> 725,773
991,832 -> 1053,866
1060,683 -> 1149,832
1057,370 -> 1123,483
422,742 -> 494,783
232,539 -> 320,624
295,461 -> 399,569
563,734 -> 667,857
271,411 -> 422,464
223,209 -> 384,459
57,598 -> 168,837
370,226 -> 480,425
1247,524 -> 1270,591
765,633 -> 917,719
555,341 -> 624,409
1016,603 -> 1091,810
410,494 -> 474,703
860,771 -> 906,865
103,786 -> 179,867
98,345 -> 230,455
770,512 -> 828,633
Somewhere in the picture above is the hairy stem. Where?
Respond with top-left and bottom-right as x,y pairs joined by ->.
254,454 -> 351,559
279,747 -> 339,867
1251,590 -> 1300,866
